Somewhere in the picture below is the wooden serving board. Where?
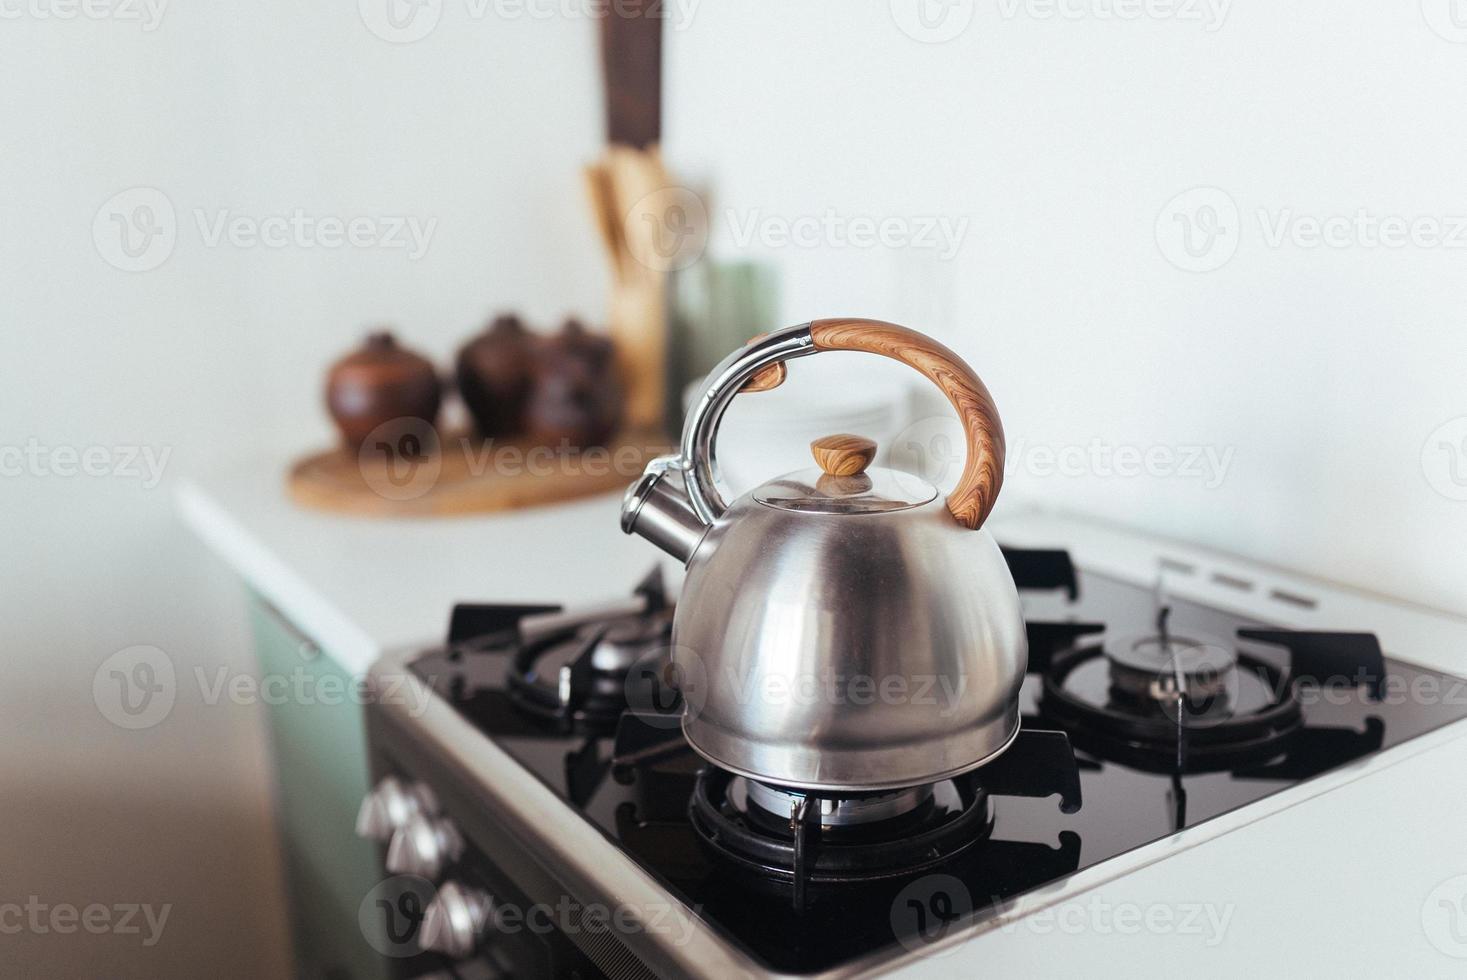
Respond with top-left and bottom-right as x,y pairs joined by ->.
287,427 -> 673,517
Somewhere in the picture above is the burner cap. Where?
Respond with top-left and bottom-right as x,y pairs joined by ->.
744,781 -> 936,829
592,616 -> 669,673
507,611 -> 672,734
1106,632 -> 1237,704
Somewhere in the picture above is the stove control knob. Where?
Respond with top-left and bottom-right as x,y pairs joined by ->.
419,880 -> 494,959
356,777 -> 439,842
385,816 -> 464,880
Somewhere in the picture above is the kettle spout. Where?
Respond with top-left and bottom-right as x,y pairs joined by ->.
620,460 -> 710,565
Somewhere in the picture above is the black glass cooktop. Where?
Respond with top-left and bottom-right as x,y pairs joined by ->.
410,556 -> 1467,975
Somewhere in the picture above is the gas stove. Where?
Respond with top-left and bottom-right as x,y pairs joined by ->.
359,524 -> 1467,978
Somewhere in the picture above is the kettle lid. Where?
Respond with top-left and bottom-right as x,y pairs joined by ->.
752,434 -> 937,515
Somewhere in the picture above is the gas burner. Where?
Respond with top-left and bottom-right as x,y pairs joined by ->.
744,780 -> 936,829
1041,632 -> 1302,772
1105,631 -> 1239,709
679,725 -> 1082,908
689,767 -> 992,900
591,615 -> 670,673
506,610 -> 672,735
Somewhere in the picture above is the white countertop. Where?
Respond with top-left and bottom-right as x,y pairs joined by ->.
177,457 -> 676,675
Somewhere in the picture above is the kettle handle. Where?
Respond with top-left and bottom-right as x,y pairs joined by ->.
807,318 -> 1005,530
675,319 -> 1004,531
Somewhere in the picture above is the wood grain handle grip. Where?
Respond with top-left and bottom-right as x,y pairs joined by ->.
810,318 -> 1004,530
738,333 -> 787,392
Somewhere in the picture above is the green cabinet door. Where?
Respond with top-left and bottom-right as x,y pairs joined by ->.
250,593 -> 389,980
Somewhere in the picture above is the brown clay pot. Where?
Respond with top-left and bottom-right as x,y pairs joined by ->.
325,331 -> 441,451
456,314 -> 538,438
525,319 -> 624,449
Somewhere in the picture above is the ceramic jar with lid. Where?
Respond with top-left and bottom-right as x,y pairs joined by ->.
325,331 -> 441,451
525,319 -> 624,449
456,314 -> 539,439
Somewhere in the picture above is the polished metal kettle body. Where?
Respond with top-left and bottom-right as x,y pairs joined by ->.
621,319 -> 1027,792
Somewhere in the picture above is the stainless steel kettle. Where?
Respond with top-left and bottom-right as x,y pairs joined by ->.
620,318 -> 1026,792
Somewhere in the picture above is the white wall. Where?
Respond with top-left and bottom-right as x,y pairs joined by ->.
1,6 -> 605,976
663,0 -> 1467,615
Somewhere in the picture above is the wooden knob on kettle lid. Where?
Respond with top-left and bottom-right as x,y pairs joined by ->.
811,434 -> 877,477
